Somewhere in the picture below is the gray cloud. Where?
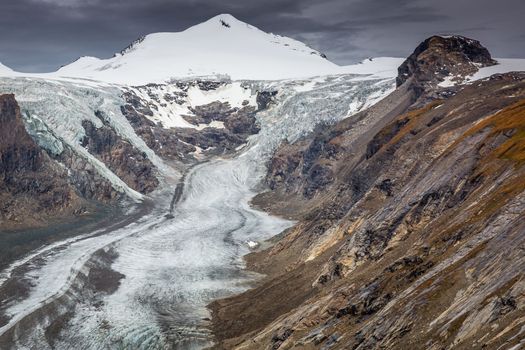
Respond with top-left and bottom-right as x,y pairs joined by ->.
0,0 -> 524,72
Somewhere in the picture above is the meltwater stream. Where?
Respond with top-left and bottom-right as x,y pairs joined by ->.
0,74 -> 394,349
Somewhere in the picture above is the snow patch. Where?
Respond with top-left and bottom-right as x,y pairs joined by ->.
468,58 -> 525,81
196,121 -> 225,130
438,58 -> 525,88
187,82 -> 255,108
438,75 -> 457,87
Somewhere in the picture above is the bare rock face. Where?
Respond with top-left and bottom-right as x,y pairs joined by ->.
0,94 -> 83,228
396,35 -> 496,91
120,97 -> 196,163
175,102 -> 260,155
0,95 -> 41,172
80,114 -> 159,194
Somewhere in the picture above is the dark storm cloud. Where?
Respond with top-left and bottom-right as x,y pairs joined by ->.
1,0 -> 524,72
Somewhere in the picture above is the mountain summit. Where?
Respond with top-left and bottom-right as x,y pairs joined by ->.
0,62 -> 13,74
56,14 -> 345,84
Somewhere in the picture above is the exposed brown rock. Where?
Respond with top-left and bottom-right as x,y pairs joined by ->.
211,73 -> 525,350
175,101 -> 260,155
121,91 -> 197,163
396,35 -> 496,93
0,94 -> 84,230
121,86 -> 264,160
80,115 -> 159,194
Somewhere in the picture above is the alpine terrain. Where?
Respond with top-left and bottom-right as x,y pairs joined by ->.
0,13 -> 524,350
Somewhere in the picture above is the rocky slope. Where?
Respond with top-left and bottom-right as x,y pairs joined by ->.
0,94 -> 85,229
80,115 -> 159,194
210,37 -> 525,349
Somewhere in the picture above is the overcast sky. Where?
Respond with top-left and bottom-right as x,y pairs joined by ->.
1,0 -> 524,72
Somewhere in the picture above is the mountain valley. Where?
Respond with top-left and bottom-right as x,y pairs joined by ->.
0,14 -> 524,350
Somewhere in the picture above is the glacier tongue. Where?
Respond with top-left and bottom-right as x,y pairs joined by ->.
0,73 -> 395,349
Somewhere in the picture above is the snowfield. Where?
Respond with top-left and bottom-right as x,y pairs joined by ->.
0,14 -> 403,85
468,58 -> 525,81
52,14 -> 347,84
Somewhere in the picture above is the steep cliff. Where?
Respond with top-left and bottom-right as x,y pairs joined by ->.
80,116 -> 159,194
0,94 -> 84,229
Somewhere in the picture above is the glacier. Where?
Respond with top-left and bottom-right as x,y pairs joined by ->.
0,73 -> 395,349
0,77 -> 172,200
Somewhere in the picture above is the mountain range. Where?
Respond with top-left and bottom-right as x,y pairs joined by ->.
0,13 -> 524,350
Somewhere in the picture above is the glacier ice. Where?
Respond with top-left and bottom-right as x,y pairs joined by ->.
0,73 -> 395,349
0,77 -> 172,199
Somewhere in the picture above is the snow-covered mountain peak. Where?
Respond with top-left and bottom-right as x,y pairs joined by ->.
52,14 -> 342,85
0,62 -> 13,74
0,14 -> 410,85
191,13 -> 253,31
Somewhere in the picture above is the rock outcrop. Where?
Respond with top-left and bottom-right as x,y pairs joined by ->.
81,114 -> 159,193
121,91 -> 197,163
121,83 -> 266,159
175,101 -> 260,155
397,35 -> 496,95
0,94 -> 84,229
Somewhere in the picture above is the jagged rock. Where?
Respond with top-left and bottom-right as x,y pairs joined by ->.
81,118 -> 159,194
121,86 -> 262,162
121,92 -> 196,162
185,101 -> 236,125
396,35 -> 496,91
256,90 -> 278,110
173,127 -> 246,155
